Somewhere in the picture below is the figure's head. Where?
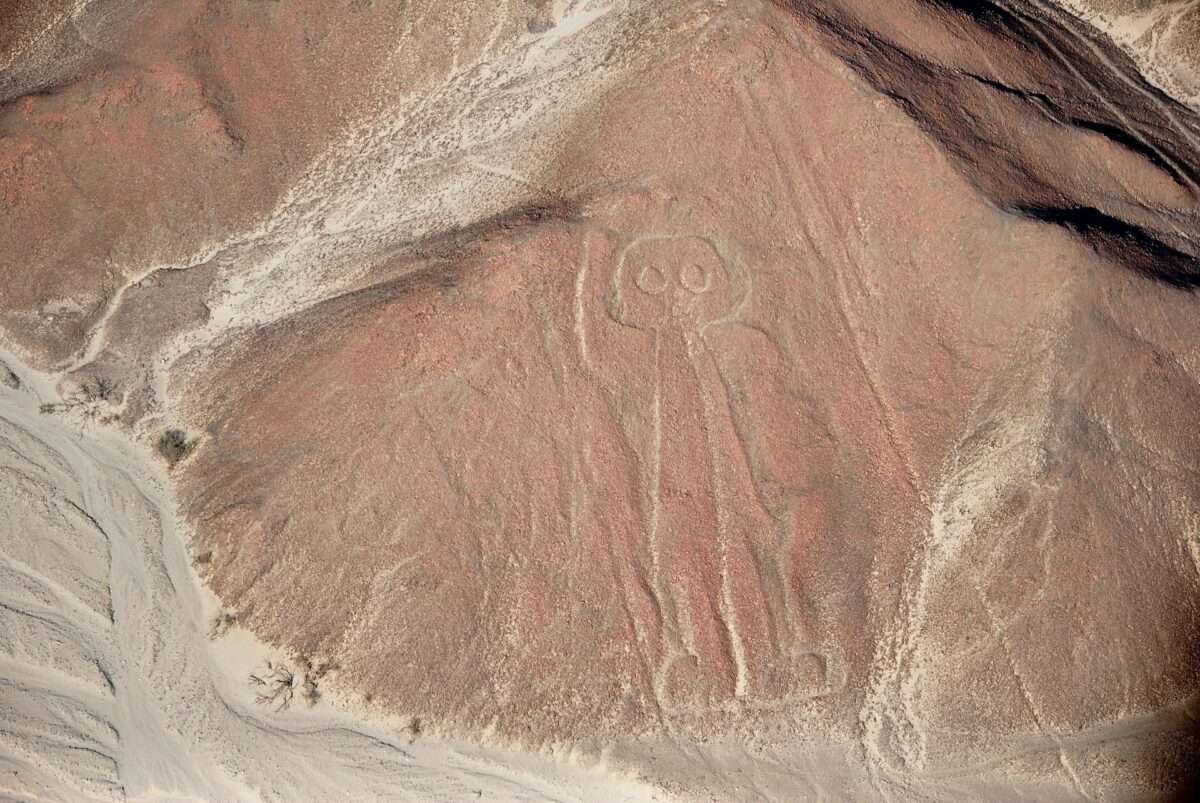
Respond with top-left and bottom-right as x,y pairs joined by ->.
613,235 -> 743,330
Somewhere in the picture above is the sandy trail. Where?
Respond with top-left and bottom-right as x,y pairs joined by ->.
0,355 -> 669,803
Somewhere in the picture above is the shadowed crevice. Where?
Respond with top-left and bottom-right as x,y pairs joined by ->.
778,0 -> 1200,289
1010,204 -> 1200,287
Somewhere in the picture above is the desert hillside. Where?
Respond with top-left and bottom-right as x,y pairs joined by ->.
3,1 -> 1200,801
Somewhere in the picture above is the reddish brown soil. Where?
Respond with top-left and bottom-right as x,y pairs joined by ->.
177,7 -> 1200,799
6,0 -> 1200,799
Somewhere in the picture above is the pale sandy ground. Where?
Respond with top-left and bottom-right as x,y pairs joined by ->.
0,347 -> 675,803
1051,0 -> 1200,107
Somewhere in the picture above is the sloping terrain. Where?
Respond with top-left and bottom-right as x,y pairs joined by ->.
0,382 -> 661,803
3,0 -> 1200,801
1055,0 -> 1200,108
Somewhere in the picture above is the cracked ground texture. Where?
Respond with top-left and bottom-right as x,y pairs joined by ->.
3,0 -> 1200,801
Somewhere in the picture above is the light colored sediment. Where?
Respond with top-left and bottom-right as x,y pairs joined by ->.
0,348 -> 669,803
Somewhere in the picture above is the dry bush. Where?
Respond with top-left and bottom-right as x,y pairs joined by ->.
208,610 -> 237,639
157,428 -> 197,467
39,377 -> 120,425
249,656 -> 337,710
249,660 -> 295,711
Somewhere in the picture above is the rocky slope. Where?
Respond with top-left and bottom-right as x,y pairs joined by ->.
1054,0 -> 1200,109
3,1 -> 1200,801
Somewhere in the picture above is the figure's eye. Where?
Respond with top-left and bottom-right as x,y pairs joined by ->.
679,262 -> 711,293
635,264 -> 668,294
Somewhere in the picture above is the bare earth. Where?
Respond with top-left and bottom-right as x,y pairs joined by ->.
3,1 -> 1200,801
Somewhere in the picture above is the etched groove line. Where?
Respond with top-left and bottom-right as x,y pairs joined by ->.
704,333 -> 803,656
684,328 -> 749,699
738,81 -> 930,511
734,67 -> 899,801
574,233 -> 591,368
970,580 -> 1095,802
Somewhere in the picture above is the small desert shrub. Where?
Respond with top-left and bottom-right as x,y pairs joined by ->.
208,609 -> 237,639
39,376 -> 120,425
157,428 -> 196,467
249,660 -> 296,711
301,676 -> 321,706
81,377 -> 117,402
249,656 -> 336,711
